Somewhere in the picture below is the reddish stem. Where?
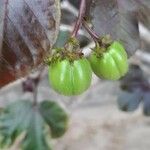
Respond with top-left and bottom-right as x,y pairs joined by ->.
71,0 -> 86,37
83,21 -> 100,42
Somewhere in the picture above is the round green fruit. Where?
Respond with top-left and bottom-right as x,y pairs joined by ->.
48,58 -> 92,96
89,41 -> 128,80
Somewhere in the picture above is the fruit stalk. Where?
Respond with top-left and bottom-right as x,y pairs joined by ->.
71,0 -> 86,37
83,21 -> 100,42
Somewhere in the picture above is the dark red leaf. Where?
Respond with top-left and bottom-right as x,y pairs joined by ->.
0,0 -> 60,88
0,0 -> 5,51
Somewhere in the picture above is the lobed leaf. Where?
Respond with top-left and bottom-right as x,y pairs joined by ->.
22,109 -> 50,150
143,92 -> 150,116
40,101 -> 69,138
0,100 -> 33,146
117,89 -> 142,112
0,100 -> 69,149
118,64 -> 150,114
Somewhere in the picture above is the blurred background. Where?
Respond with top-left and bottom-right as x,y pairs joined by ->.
0,0 -> 150,150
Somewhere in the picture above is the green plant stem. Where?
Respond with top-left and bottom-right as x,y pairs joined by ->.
33,85 -> 38,106
32,66 -> 45,106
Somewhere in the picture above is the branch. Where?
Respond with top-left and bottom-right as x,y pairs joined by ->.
22,65 -> 45,106
82,21 -> 100,42
71,0 -> 86,37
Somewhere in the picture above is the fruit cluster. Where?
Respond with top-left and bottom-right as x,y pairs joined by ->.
46,36 -> 128,96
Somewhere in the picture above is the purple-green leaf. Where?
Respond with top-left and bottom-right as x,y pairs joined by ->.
90,0 -> 140,56
0,0 -> 5,52
0,0 -> 60,88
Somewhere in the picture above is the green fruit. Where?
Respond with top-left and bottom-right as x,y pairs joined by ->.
48,58 -> 92,96
89,41 -> 128,80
